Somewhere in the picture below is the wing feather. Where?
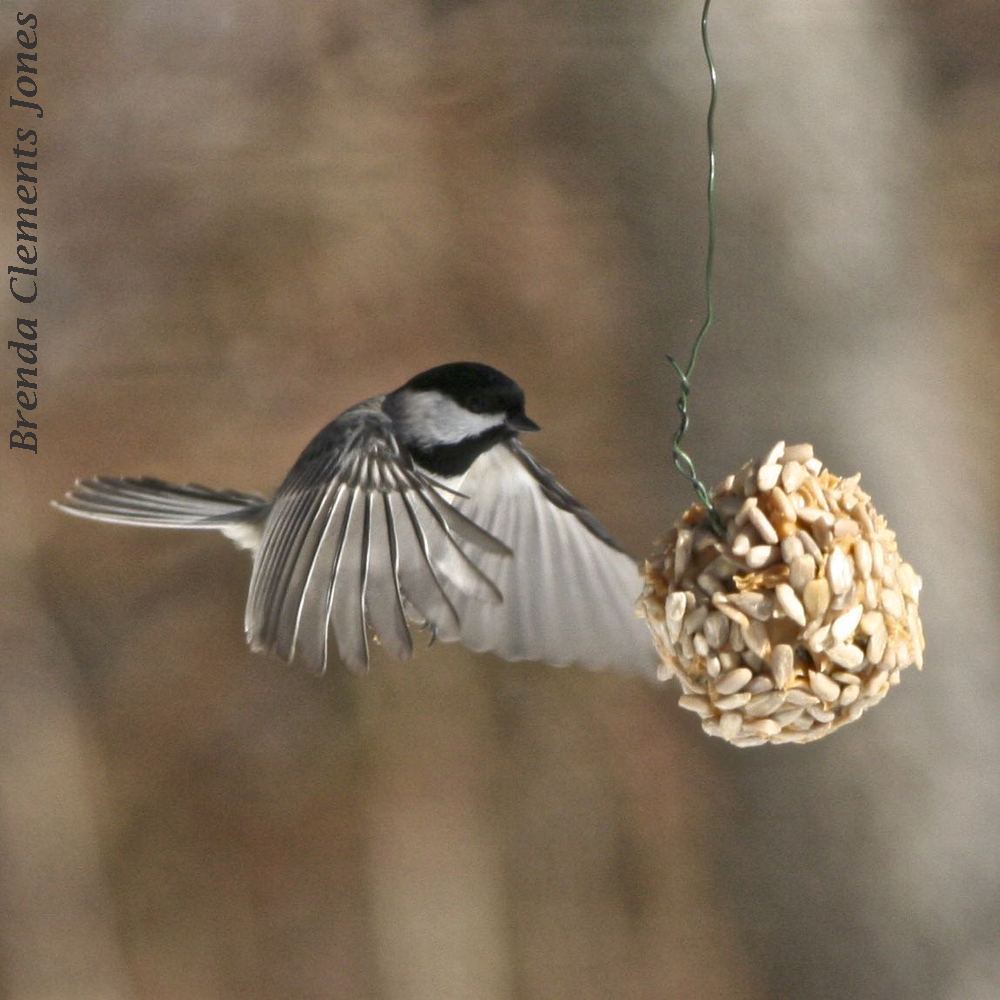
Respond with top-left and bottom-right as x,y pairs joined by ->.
295,488 -> 356,673
370,491 -> 416,659
274,483 -> 347,663
245,404 -> 507,674
393,486 -> 462,641
446,443 -> 658,676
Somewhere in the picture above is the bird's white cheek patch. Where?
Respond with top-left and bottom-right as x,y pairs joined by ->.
395,390 -> 504,447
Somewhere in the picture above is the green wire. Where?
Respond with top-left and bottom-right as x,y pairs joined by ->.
667,0 -> 723,535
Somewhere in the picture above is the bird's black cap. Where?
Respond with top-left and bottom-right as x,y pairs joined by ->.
403,362 -> 538,427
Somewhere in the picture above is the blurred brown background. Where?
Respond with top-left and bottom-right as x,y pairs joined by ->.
2,2 -> 998,998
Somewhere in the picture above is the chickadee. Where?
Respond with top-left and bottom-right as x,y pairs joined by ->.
55,362 -> 657,676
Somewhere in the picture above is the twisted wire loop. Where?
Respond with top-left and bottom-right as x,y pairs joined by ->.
668,0 -> 723,536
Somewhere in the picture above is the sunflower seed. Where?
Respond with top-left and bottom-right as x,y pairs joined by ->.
772,707 -> 806,727
881,643 -> 899,671
866,625 -> 888,665
678,694 -> 714,718
787,715 -> 817,731
809,670 -> 841,702
797,506 -> 831,526
745,691 -> 785,718
881,588 -> 904,619
769,644 -> 795,689
731,531 -> 752,556
828,643 -> 865,670
807,705 -> 836,724
832,670 -> 862,685
853,538 -> 872,579
865,670 -> 890,697
757,462 -> 782,492
673,528 -> 694,578
697,571 -> 723,596
802,479 -> 828,508
898,562 -> 921,600
665,592 -> 687,642
860,610 -> 884,636
780,534 -> 804,563
770,486 -> 797,523
729,591 -> 774,620
781,460 -> 807,493
742,619 -> 770,659
788,554 -> 817,594
732,735 -> 770,748
693,633 -> 710,657
839,684 -> 860,707
775,582 -> 807,626
729,625 -> 746,652
871,539 -> 885,578
719,712 -> 744,741
744,718 -> 782,738
829,583 -> 856,612
715,691 -> 753,711
763,441 -> 786,466
715,667 -> 754,695
705,655 -> 722,678
735,496 -> 758,527
834,517 -> 860,539
746,544 -> 778,569
816,521 -> 838,552
747,505 -> 779,545
745,674 -> 775,694
826,547 -> 854,595
796,529 -> 822,560
807,624 -> 831,654
680,633 -> 695,660
824,489 -> 845,514
702,611 -> 730,649
684,604 -> 709,635
804,457 -> 823,475
855,501 -> 875,537
830,603 -> 863,642
719,651 -> 741,670
782,443 -> 814,465
715,601 -> 751,629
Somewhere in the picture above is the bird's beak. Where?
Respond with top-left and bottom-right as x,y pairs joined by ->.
507,411 -> 540,432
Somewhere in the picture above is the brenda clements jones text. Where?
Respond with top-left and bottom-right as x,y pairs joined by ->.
9,11 -> 39,455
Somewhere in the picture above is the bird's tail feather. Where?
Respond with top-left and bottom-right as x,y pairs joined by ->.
53,477 -> 269,546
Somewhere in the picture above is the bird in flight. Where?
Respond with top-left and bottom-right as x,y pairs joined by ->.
55,362 -> 656,678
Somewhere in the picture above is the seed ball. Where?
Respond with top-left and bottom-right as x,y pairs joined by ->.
639,442 -> 924,747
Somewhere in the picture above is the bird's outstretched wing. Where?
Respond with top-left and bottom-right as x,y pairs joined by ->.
445,440 -> 659,677
248,411 -> 656,677
245,402 -> 510,674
